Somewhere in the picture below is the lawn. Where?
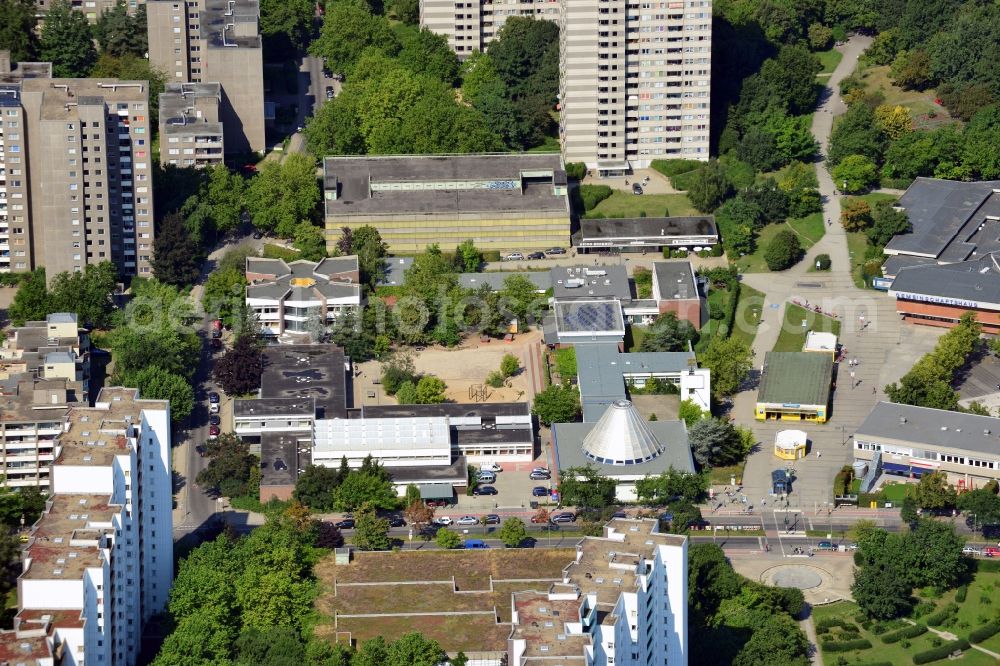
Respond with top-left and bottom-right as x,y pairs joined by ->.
693,282 -> 763,354
816,48 -> 843,76
857,65 -> 954,128
840,195 -> 898,289
587,191 -> 698,218
709,463 -> 746,486
772,303 -> 841,352
733,218 -> 825,273
625,325 -> 647,353
526,136 -> 560,153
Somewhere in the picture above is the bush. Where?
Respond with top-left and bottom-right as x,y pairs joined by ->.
968,622 -> 1000,643
579,184 -> 613,211
485,370 -> 505,388
925,604 -> 958,627
882,623 -> 927,644
911,602 -> 936,619
816,617 -> 854,633
820,638 -> 873,652
651,159 -> 704,178
955,585 -> 968,603
764,229 -> 802,271
911,638 -> 970,664
483,250 -> 501,262
565,162 -> 587,180
815,254 -> 831,270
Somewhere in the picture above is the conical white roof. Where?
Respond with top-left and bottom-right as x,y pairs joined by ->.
582,400 -> 664,465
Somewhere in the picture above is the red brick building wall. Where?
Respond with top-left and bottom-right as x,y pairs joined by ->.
896,299 -> 1000,334
260,484 -> 295,502
659,298 -> 703,331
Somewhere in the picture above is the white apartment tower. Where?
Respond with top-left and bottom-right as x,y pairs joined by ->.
0,388 -> 173,666
508,518 -> 688,666
420,0 -> 561,56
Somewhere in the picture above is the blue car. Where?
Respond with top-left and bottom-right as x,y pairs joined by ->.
532,486 -> 548,497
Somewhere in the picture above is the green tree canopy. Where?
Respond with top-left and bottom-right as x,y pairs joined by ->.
311,1 -> 400,75
152,211 -> 203,286
688,418 -> 747,468
866,199 -> 911,247
531,384 -> 581,426
831,154 -> 879,194
196,433 -> 259,498
435,528 -> 461,549
686,160 -> 734,213
259,0 -> 314,59
635,468 -> 709,505
699,335 -> 753,400
0,0 -> 39,62
333,467 -> 397,512
557,465 -> 616,508
94,1 -> 147,57
292,465 -> 343,511
8,269 -> 50,326
130,365 -> 194,422
202,266 -> 248,328
214,335 -> 264,396
913,471 -> 957,511
763,229 -> 802,271
397,27 -> 460,85
499,517 -> 529,548
638,312 -> 699,352
40,0 -> 97,77
48,261 -> 119,328
352,502 -> 391,551
247,154 -> 321,238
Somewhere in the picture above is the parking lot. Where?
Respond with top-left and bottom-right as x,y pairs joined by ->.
452,457 -> 560,512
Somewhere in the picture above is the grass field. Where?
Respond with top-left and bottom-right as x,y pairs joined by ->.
526,136 -> 561,153
856,65 -> 955,129
587,191 -> 698,218
812,569 -> 1000,666
772,303 -> 841,352
731,285 -> 765,349
817,48 -> 844,76
840,194 -> 899,288
734,217 -> 825,273
313,548 -> 575,652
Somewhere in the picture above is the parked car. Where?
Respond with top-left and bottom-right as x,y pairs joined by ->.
208,425 -> 220,437
632,183 -> 643,195
503,252 -> 524,261
532,467 -> 550,474
426,499 -> 451,508
387,517 -> 406,528
485,514 -> 501,525
335,518 -> 355,529
323,68 -> 332,78
545,248 -> 567,255
477,472 -> 496,484
481,462 -> 503,472
210,338 -> 222,350
195,445 -> 207,457
531,486 -> 549,497
209,391 -> 220,404
464,539 -> 488,549
529,471 -> 551,481
962,546 -> 981,556
527,251 -> 545,260
209,403 -> 220,414
456,515 -> 479,526
209,414 -> 221,426
984,546 -> 1000,557
816,541 -> 836,551
432,516 -> 453,526
326,86 -> 334,99
252,231 -> 263,240
211,320 -> 223,339
612,510 -> 628,519
551,512 -> 576,524
473,485 -> 498,496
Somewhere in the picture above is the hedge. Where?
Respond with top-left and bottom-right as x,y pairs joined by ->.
955,585 -> 968,603
911,638 -> 970,664
924,604 -> 958,626
855,662 -> 894,666
882,624 -> 927,644
820,638 -> 872,652
651,159 -> 703,178
969,621 -> 1000,643
579,184 -> 613,211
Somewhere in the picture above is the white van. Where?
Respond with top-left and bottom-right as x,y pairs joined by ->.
477,471 -> 496,484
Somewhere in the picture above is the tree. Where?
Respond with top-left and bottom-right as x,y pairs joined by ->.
394,380 -> 417,405
381,352 -> 417,395
386,0 -> 418,23
130,366 -> 194,422
8,269 -> 50,326
678,399 -> 707,428
310,1 -> 399,75
638,312 -> 699,352
403,500 -> 434,534
852,556 -> 913,619
181,164 -> 246,240
0,0 -> 39,62
455,239 -> 482,272
94,0 -> 147,57
958,489 -> 1000,529
688,418 -> 746,468
48,261 -> 119,328
259,0 -> 313,59
152,212 -> 202,286
733,614 -> 810,666
763,229 -> 802,271
900,495 -> 919,524
213,335 -> 264,396
414,376 -> 447,404
499,517 -> 529,548
699,336 -> 753,400
397,28 -> 460,86
500,274 -> 544,327
913,471 -> 957,511
435,528 -> 461,549
558,465 -> 616,509
635,467 -> 708,505
874,104 -> 913,140
196,433 -> 258,498
840,198 -> 873,231
905,518 -> 968,589
829,103 -> 887,166
350,225 -> 388,288
500,353 -> 520,378
292,221 -> 328,261
867,200 -> 911,247
352,502 -> 391,551
292,465 -> 342,511
486,17 -> 559,101
831,154 -> 879,194
531,384 -> 580,426
40,0 -> 97,77
807,22 -> 832,50
247,154 -> 321,238
333,469 -> 397,512
202,267 -> 247,327
686,161 -> 733,213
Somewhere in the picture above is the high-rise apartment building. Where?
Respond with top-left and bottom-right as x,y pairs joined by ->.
508,518 -> 688,665
0,387 -> 173,666
420,0 -> 712,173
35,0 -> 144,22
159,82 -> 225,168
420,0 -> 561,56
559,0 -> 712,172
0,52 -> 155,277
147,0 -> 265,154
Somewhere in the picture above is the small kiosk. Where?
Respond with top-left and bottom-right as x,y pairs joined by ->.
774,429 -> 807,460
